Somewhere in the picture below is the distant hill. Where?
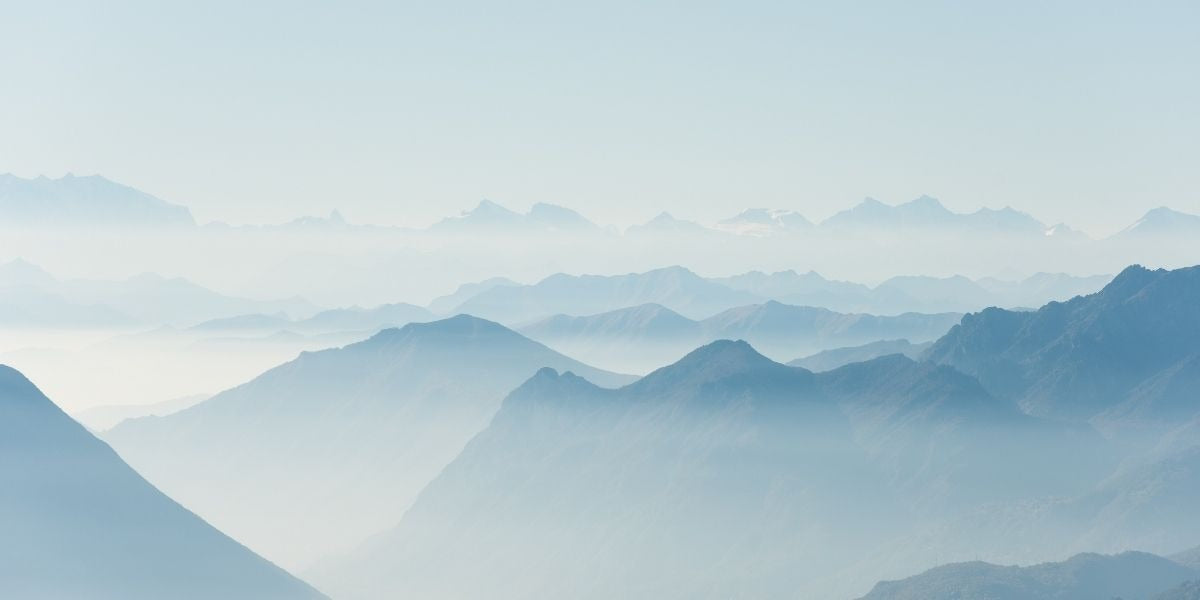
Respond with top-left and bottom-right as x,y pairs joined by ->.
0,173 -> 194,227
105,315 -> 634,570
1115,207 -> 1200,239
857,552 -> 1198,600
789,339 -> 931,372
0,365 -> 323,599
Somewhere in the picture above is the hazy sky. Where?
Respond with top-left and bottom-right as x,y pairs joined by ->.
2,1 -> 1197,234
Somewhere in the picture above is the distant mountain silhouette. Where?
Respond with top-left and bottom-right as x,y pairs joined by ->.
714,208 -> 812,236
519,300 -> 959,372
716,268 -> 1109,314
1115,207 -> 1200,238
0,365 -> 323,599
0,173 -> 195,227
105,315 -> 634,570
926,264 -> 1200,433
452,266 -> 762,323
431,199 -> 601,234
789,339 -> 931,371
0,259 -> 317,328
821,196 -> 1048,237
857,552 -> 1198,600
314,341 -> 1105,599
427,277 -> 520,314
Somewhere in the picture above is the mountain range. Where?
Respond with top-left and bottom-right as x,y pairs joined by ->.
517,300 -> 961,373
313,341 -> 1109,599
5,174 -> 1200,242
0,365 -> 323,599
105,315 -> 634,570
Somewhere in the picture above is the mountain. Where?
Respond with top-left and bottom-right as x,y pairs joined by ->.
518,303 -> 706,373
1158,580 -> 1200,600
427,277 -> 520,314
1174,545 -> 1200,570
821,195 -> 1047,236
451,266 -> 763,324
1115,207 -> 1200,238
73,393 -> 209,431
789,339 -> 931,372
857,552 -> 1199,600
712,268 -> 1109,315
519,300 -> 960,373
0,259 -> 318,328
292,302 -> 433,333
430,199 -> 601,234
314,343 -> 1106,599
713,269 -> 874,309
713,208 -> 812,236
105,315 -> 635,570
925,265 -> 1200,436
0,173 -> 195,227
0,365 -> 323,599
624,212 -> 714,236
701,301 -> 960,361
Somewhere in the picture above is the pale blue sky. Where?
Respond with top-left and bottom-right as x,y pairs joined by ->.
2,1 -> 1197,234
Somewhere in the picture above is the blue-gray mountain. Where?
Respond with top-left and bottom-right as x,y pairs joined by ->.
0,365 -> 323,600
104,315 -> 635,570
857,552 -> 1198,600
519,301 -> 960,373
789,339 -> 931,372
926,264 -> 1200,436
0,173 -> 194,227
313,341 -> 1108,599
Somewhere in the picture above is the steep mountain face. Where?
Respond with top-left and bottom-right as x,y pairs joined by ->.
0,365 -> 323,600
452,266 -> 762,324
925,265 -> 1200,432
105,315 -> 634,570
519,300 -> 960,373
314,344 -> 1106,599
789,339 -> 931,372
0,173 -> 195,227
857,552 -> 1199,600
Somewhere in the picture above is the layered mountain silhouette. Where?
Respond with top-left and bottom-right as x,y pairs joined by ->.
789,339 -> 931,372
451,266 -> 761,323
0,259 -> 316,328
314,341 -> 1106,599
520,301 -> 960,373
0,365 -> 323,599
926,264 -> 1200,434
857,552 -> 1199,600
0,173 -> 195,227
105,315 -> 634,569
